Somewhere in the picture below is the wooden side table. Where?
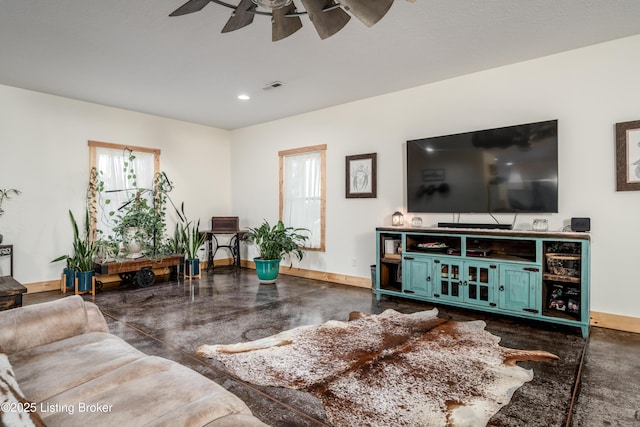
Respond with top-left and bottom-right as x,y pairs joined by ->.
0,276 -> 27,311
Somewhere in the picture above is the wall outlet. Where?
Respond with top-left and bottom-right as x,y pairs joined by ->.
351,258 -> 357,267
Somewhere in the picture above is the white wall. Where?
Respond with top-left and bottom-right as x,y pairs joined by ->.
2,35 -> 638,319
231,34 -> 640,318
0,85 -> 232,284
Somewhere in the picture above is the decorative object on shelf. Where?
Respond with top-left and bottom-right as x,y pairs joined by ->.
243,220 -> 309,284
345,153 -> 377,199
570,217 -> 591,232
382,237 -> 401,259
412,242 -> 448,252
615,119 -> 640,191
169,0 -> 400,41
392,211 -> 404,226
532,218 -> 548,231
411,216 -> 423,228
0,245 -> 14,277
546,253 -> 581,278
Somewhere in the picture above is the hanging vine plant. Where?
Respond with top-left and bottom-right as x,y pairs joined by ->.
95,149 -> 176,259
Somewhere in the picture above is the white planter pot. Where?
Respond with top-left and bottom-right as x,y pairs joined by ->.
124,227 -> 144,259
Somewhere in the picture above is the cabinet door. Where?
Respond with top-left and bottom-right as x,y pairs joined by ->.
403,255 -> 432,297
464,262 -> 496,307
434,259 -> 463,303
498,265 -> 539,314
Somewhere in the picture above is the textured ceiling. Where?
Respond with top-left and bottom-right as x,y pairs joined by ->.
1,0 -> 640,130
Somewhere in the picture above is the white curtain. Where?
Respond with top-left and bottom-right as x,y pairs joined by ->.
95,147 -> 155,239
282,151 -> 321,249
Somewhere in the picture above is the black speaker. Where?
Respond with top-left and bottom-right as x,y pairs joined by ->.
571,217 -> 590,232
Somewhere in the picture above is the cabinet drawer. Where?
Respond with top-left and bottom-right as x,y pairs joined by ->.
0,294 -> 23,310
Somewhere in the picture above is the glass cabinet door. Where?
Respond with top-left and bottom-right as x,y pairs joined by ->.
436,260 -> 463,302
465,262 -> 495,307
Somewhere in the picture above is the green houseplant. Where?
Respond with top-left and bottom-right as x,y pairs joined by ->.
0,188 -> 21,244
112,191 -> 160,258
180,218 -> 207,278
96,150 -> 171,259
243,220 -> 309,284
0,188 -> 20,217
51,209 -> 97,293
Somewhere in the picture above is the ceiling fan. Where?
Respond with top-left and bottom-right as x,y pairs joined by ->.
169,0 -> 408,42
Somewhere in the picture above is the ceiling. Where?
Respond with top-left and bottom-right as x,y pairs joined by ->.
1,1 -> 640,130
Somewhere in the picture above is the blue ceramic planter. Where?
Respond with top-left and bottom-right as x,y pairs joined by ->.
63,268 -> 76,290
185,258 -> 200,277
76,271 -> 94,292
254,258 -> 280,284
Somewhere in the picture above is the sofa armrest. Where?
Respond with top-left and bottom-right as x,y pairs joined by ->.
0,295 -> 109,354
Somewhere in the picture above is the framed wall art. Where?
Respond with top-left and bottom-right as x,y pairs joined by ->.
615,120 -> 640,191
346,153 -> 377,198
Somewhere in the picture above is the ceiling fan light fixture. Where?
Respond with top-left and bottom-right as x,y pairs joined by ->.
251,0 -> 292,10
171,0 -> 405,41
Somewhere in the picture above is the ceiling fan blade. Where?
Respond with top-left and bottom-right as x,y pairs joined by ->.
337,0 -> 394,27
300,0 -> 351,40
169,0 -> 212,16
222,0 -> 257,33
272,3 -> 303,42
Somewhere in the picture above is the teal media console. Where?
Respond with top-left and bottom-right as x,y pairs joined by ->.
375,227 -> 590,338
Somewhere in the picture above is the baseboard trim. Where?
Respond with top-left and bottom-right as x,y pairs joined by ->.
24,280 -> 60,294
240,260 -> 372,288
590,311 -> 640,334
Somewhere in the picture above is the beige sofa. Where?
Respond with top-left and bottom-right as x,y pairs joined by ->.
0,296 -> 268,426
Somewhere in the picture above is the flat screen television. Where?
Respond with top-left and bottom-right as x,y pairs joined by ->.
406,120 -> 558,214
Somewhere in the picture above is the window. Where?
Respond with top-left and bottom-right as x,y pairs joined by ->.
279,145 -> 326,251
88,141 -> 160,239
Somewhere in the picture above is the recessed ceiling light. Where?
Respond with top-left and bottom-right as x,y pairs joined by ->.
237,94 -> 250,100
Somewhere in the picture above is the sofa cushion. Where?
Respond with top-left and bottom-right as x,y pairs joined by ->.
0,346 -> 45,426
0,296 -> 109,354
39,356 -> 264,427
10,332 -> 145,403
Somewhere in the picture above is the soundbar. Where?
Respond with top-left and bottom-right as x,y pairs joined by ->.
437,222 -> 513,230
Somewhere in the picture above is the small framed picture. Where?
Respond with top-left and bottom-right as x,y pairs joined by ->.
615,120 -> 640,191
346,153 -> 377,198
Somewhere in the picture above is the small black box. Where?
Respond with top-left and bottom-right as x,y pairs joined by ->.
570,217 -> 590,232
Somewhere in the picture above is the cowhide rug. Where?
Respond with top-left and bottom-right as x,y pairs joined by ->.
197,309 -> 558,427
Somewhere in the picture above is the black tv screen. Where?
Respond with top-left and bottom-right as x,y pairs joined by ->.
407,120 -> 558,214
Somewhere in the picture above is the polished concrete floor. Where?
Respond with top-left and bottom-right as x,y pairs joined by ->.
24,269 -> 640,426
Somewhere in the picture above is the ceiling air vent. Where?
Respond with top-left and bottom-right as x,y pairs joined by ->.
263,81 -> 284,91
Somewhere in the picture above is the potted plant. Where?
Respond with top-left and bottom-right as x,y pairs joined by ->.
97,152 -> 171,260
180,218 -> 207,278
163,222 -> 186,277
243,220 -> 309,284
0,188 -> 21,244
52,209 -> 97,293
112,191 -> 160,259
